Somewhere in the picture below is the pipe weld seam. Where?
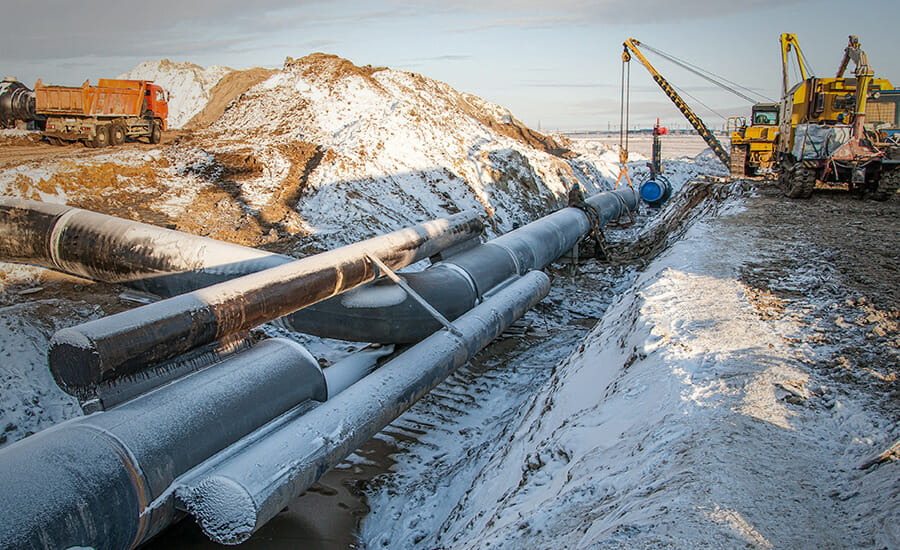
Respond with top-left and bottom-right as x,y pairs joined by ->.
47,208 -> 77,272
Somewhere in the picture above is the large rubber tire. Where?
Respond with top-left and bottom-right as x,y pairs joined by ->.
109,123 -> 126,146
149,120 -> 162,144
91,126 -> 109,148
870,167 -> 900,201
785,163 -> 815,199
47,136 -> 62,146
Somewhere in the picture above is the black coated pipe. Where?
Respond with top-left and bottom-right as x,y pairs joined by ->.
0,79 -> 35,127
46,211 -> 483,394
0,338 -> 326,549
0,198 -> 295,296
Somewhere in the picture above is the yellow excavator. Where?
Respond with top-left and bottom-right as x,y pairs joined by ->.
777,33 -> 899,199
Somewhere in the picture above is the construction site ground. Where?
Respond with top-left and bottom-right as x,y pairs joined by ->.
155,172 -> 899,547
1,128 -> 897,548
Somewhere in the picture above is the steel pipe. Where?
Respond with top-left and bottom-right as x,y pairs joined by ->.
1,189 -> 634,349
0,198 -> 288,295
285,186 -> 639,342
47,211 -> 483,394
0,78 -> 35,128
0,338 -> 326,549
175,270 -> 551,544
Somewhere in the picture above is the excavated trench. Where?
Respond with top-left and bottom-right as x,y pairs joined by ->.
143,177 -> 741,549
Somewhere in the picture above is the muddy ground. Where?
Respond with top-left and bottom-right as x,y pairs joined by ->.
0,130 -> 184,168
735,182 -> 900,416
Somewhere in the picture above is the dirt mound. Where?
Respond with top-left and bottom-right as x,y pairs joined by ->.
120,59 -> 232,128
185,67 -> 277,129
285,53 -> 387,86
455,95 -> 573,159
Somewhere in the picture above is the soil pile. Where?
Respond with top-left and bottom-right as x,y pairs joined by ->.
185,67 -> 277,129
119,59 -> 232,128
192,53 -> 616,251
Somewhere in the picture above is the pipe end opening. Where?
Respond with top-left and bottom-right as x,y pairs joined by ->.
48,328 -> 102,393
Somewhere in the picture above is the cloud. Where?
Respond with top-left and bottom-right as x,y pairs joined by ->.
423,0 -> 807,31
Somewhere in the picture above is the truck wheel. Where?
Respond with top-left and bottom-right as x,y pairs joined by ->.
109,123 -> 126,146
149,121 -> 162,144
785,163 -> 815,199
870,167 -> 900,201
91,126 -> 109,148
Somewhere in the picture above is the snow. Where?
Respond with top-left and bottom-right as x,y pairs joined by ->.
194,55 -> 616,247
2,49 -> 895,549
359,166 -> 897,548
119,59 -> 231,129
0,267 -> 95,447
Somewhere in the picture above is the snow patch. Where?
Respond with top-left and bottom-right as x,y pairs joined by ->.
119,59 -> 231,129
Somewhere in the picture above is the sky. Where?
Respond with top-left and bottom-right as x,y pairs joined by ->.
2,0 -> 898,131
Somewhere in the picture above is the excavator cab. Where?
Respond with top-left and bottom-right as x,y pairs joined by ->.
751,104 -> 779,126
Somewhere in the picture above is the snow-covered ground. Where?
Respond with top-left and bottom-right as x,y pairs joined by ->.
2,52 -> 897,549
359,172 -> 899,548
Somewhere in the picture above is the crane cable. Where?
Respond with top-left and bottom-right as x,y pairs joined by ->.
615,53 -> 634,190
669,80 -> 730,121
619,55 -> 630,157
639,41 -> 774,104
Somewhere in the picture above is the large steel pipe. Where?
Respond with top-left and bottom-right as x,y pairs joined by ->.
176,271 -> 551,544
0,338 -> 326,549
285,186 -> 639,342
0,79 -> 35,128
48,211 -> 483,394
0,198 -> 312,296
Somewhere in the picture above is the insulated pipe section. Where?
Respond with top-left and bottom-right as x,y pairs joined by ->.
0,79 -> 35,127
48,211 -> 483,394
0,338 -> 325,550
286,186 -> 638,343
175,271 -> 551,545
0,198 -> 296,296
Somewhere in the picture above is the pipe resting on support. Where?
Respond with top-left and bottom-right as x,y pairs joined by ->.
175,270 -> 551,545
0,198 -> 289,296
284,186 -> 639,342
44,210 -> 482,395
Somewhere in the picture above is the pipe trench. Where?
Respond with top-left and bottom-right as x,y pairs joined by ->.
176,271 -> 550,544
0,187 -> 638,549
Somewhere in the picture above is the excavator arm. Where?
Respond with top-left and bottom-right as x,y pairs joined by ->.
622,38 -> 731,168
780,33 -> 809,96
838,35 -> 874,133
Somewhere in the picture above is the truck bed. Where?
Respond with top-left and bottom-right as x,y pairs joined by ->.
35,80 -> 145,118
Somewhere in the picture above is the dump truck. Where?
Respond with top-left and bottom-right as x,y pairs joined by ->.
777,34 -> 899,200
35,78 -> 168,147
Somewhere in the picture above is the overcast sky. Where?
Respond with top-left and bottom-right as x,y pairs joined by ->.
2,0 -> 897,130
